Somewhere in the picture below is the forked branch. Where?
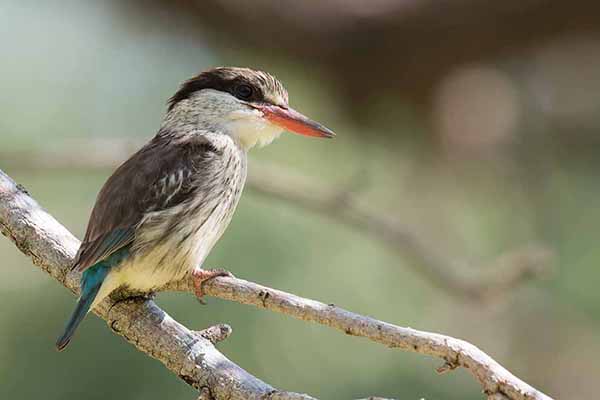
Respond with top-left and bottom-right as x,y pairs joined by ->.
0,169 -> 553,400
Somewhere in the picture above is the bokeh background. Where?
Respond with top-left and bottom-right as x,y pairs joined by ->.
2,1 -> 600,399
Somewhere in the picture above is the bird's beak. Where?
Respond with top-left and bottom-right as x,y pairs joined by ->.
256,104 -> 335,138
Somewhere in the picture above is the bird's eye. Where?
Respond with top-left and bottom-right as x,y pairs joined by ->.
235,84 -> 253,100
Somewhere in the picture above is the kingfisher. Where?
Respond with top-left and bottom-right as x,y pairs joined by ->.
56,67 -> 334,350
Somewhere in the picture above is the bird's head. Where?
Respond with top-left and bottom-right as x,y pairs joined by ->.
165,67 -> 335,149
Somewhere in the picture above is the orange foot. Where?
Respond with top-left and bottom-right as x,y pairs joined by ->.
192,268 -> 234,304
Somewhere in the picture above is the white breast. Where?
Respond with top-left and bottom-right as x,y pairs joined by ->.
114,198 -> 236,292
91,137 -> 247,309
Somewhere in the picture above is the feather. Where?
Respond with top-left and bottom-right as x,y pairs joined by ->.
73,133 -> 218,273
57,247 -> 130,350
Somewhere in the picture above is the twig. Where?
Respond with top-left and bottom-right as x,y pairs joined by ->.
0,142 -> 554,301
0,169 -> 553,399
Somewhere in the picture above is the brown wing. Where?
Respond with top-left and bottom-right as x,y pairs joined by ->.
72,133 -> 217,272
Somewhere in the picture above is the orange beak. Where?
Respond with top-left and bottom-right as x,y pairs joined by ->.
256,104 -> 335,138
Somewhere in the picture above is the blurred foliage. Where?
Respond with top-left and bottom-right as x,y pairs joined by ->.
2,1 -> 600,399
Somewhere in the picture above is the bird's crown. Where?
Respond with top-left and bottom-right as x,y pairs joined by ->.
168,67 -> 289,111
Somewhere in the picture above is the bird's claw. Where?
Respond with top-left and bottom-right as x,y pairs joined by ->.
192,268 -> 234,304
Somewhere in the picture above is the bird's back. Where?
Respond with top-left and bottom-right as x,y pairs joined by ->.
75,129 -> 247,297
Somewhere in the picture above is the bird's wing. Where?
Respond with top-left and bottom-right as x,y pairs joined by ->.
73,134 -> 218,272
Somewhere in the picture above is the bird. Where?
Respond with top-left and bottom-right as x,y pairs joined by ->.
56,67 -> 335,350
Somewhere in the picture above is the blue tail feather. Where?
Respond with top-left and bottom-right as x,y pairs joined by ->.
55,265 -> 110,351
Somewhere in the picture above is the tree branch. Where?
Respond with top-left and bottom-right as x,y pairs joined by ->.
167,276 -> 552,400
1,141 -> 554,302
0,168 -> 553,399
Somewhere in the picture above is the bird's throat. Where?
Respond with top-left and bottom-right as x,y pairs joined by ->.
224,109 -> 283,150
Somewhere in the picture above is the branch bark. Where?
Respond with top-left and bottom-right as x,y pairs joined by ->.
1,141 -> 554,302
0,168 -> 554,399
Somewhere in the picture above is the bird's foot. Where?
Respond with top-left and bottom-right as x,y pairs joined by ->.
192,268 -> 234,304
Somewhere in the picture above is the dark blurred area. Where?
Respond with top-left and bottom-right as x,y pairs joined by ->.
2,1 -> 600,399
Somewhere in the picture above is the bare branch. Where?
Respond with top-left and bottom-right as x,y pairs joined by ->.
166,275 -> 551,400
0,142 -> 554,301
0,168 -> 553,399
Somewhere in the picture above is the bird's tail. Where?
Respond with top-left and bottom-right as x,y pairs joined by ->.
56,265 -> 110,351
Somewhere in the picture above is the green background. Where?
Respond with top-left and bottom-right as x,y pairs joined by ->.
2,2 -> 599,399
